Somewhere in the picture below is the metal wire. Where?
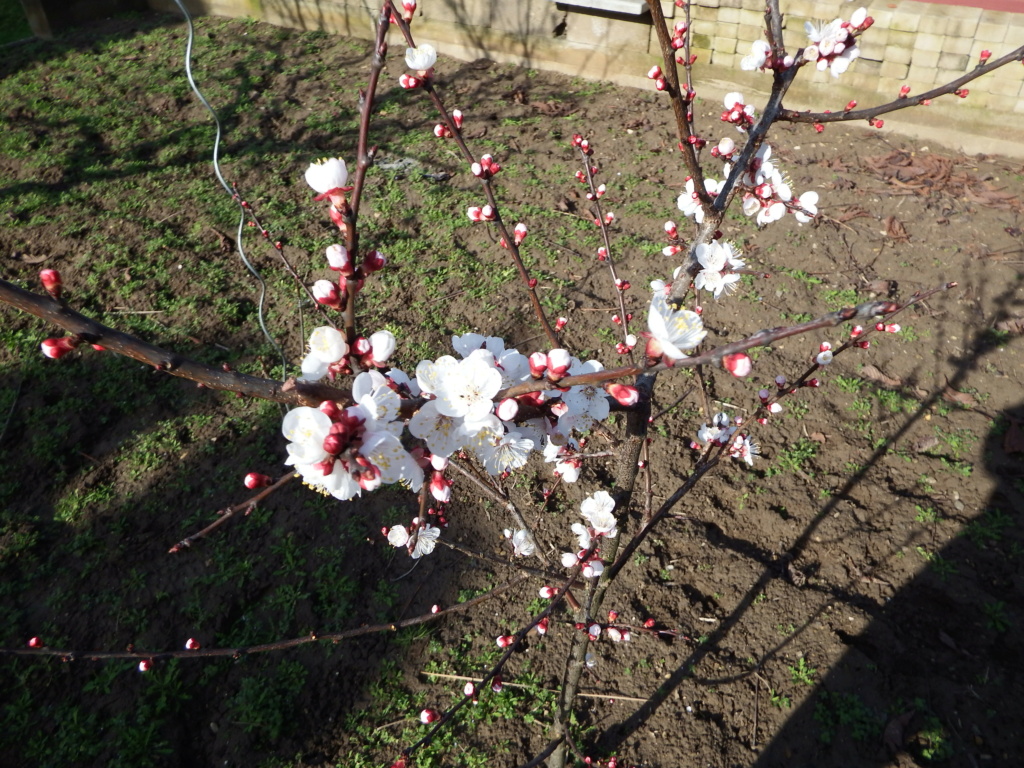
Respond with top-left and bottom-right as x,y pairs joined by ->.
170,0 -> 288,381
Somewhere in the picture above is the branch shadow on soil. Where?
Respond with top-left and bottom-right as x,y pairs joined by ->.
597,283 -> 1024,766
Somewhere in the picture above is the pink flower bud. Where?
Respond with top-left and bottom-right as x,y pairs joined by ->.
138,660 -> 151,673
605,383 -> 639,407
536,617 -> 549,635
805,378 -> 821,387
514,222 -> 527,245
325,244 -> 352,274
647,64 -> 662,79
664,220 -> 678,238
814,123 -> 824,133
723,353 -> 752,377
496,635 -> 514,648
496,398 -> 519,421
41,337 -> 79,359
980,49 -> 991,61
28,636 -> 43,648
899,85 -> 911,98
607,610 -> 619,621
884,323 -> 901,333
452,109 -> 463,128
244,472 -> 271,490
655,77 -> 667,91
353,337 -> 372,356
850,325 -> 863,338
555,316 -> 568,332
433,123 -> 451,138
546,349 -> 571,381
420,708 -> 440,724
491,675 -> 503,693
464,682 -> 476,696
40,269 -> 62,298
597,247 -> 608,261
399,73 -> 421,89
539,586 -> 556,599
429,471 -> 452,503
431,604 -> 440,613
528,351 -> 547,378
312,279 -> 343,309
955,89 -> 969,98
185,638 -> 201,650
855,340 -> 870,349
596,184 -> 606,198
363,249 -> 386,273
369,330 -> 396,365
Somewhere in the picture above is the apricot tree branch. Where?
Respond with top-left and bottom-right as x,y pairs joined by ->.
0,278 -> 349,408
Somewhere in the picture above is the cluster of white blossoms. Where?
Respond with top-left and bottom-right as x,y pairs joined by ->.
282,370 -> 423,501
561,491 -> 619,577
411,334 -> 617,476
739,7 -> 871,78
694,240 -> 745,300
691,412 -> 759,467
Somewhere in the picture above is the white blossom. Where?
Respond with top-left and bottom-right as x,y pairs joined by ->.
647,290 -> 708,360
740,40 -> 771,71
305,158 -> 349,194
580,490 -> 617,537
405,44 -> 437,71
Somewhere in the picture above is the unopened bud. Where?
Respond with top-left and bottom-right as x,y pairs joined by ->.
605,383 -> 639,407
40,269 -> 62,298
185,638 -> 201,650
723,353 -> 752,378
28,636 -> 43,648
419,708 -> 440,724
244,472 -> 272,490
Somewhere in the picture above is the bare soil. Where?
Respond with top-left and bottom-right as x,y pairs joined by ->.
1,13 -> 1023,768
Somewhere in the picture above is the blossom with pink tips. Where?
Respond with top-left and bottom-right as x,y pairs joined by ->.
305,158 -> 350,198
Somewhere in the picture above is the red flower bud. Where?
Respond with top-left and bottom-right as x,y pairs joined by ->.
40,269 -> 62,298
244,472 -> 272,490
722,353 -> 752,378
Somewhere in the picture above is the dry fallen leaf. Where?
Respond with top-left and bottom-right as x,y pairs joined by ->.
860,364 -> 903,388
994,316 -> 1024,335
883,215 -> 911,242
941,383 -> 977,408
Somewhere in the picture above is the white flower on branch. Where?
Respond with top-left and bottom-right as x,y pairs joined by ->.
646,289 -> 708,361
693,241 -> 745,300
504,528 -> 536,557
740,40 -> 771,71
677,177 -> 722,223
304,157 -> 349,195
405,44 -> 437,72
580,490 -> 617,538
299,326 -> 349,381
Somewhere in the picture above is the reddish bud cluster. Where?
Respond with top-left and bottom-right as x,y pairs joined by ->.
471,154 -> 501,179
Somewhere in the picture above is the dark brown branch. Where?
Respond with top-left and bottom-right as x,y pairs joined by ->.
168,472 -> 295,553
0,278 -> 349,408
646,0 -> 707,200
779,45 -> 1024,124
1,575 -> 529,662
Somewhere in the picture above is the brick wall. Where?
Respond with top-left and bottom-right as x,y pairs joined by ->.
144,0 -> 1024,155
